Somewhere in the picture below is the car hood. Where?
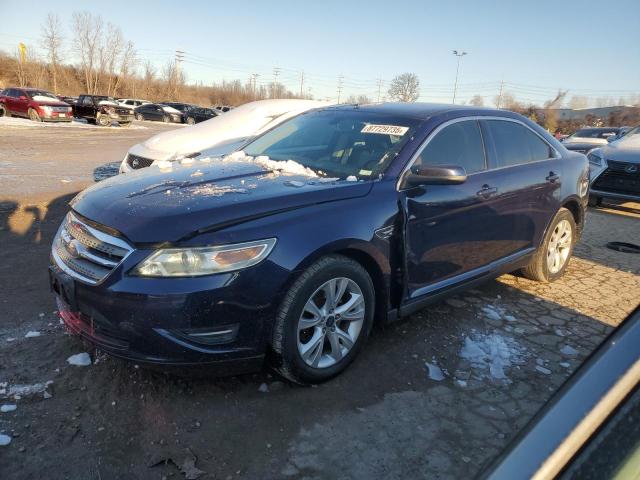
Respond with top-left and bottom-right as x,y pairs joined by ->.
563,137 -> 608,145
71,160 -> 372,244
130,99 -> 330,162
594,135 -> 640,163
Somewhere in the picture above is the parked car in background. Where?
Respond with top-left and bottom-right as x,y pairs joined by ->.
57,95 -> 78,105
73,94 -> 134,126
0,87 -> 72,122
117,98 -> 151,112
213,105 -> 233,113
134,103 -> 184,123
120,99 -> 330,173
587,124 -> 640,205
184,107 -> 218,124
52,103 -> 588,383
562,127 -> 621,154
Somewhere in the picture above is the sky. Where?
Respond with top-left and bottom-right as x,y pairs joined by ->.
1,0 -> 639,106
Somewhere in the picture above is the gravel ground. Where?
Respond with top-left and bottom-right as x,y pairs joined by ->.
0,123 -> 639,479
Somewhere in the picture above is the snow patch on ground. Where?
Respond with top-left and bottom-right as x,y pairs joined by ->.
8,381 -> 53,398
560,345 -> 578,356
0,434 -> 11,446
460,333 -> 527,383
24,331 -> 41,338
0,117 -> 147,129
425,361 -> 446,381
67,352 -> 92,367
1,404 -> 17,413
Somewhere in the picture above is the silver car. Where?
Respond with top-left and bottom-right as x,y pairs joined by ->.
587,125 -> 640,205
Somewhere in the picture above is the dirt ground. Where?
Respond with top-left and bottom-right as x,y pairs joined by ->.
1,122 -> 639,479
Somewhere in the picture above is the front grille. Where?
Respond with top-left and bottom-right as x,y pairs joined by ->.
116,107 -> 131,116
592,160 -> 640,196
127,153 -> 155,169
52,212 -> 132,284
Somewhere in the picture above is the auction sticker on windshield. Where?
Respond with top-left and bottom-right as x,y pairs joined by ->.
361,124 -> 409,135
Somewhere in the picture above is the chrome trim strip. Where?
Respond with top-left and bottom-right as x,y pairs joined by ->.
68,212 -> 132,252
52,247 -> 99,285
397,115 -> 561,191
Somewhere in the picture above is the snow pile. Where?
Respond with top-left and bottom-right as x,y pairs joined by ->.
460,333 -> 527,382
67,352 -> 92,367
221,151 -> 319,178
0,117 -> 146,129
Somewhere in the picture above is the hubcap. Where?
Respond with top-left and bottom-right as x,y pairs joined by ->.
547,219 -> 572,274
297,277 -> 365,369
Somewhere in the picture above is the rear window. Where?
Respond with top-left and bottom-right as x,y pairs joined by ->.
485,120 -> 554,168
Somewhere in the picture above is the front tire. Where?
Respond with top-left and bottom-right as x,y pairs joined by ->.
270,255 -> 375,384
0,105 -> 7,117
135,113 -> 144,121
28,108 -> 42,122
186,116 -> 196,125
97,114 -> 110,127
521,207 -> 576,283
162,115 -> 170,123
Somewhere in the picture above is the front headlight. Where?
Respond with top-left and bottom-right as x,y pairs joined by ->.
133,238 -> 277,277
587,151 -> 603,167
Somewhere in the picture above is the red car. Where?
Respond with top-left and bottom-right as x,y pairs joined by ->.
0,87 -> 72,122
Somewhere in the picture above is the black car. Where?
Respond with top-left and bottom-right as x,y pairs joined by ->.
50,103 -> 589,383
73,94 -> 133,126
185,107 -> 218,124
134,103 -> 183,123
159,102 -> 198,114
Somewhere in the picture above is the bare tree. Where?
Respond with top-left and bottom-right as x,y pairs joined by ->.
99,23 -> 125,95
543,90 -> 568,133
41,13 -> 64,93
569,95 -> 588,110
387,73 -> 420,102
72,11 -> 103,94
469,94 -> 484,106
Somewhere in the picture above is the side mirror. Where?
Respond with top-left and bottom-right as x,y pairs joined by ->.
402,164 -> 467,188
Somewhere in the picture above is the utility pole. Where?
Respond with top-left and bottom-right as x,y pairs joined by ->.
376,79 -> 384,103
452,50 -> 467,104
497,79 -> 505,108
272,67 -> 281,98
337,75 -> 344,104
299,71 -> 304,98
250,73 -> 260,98
175,50 -> 185,97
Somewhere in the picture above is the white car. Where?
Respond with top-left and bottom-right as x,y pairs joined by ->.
117,98 -> 151,112
119,99 -> 329,173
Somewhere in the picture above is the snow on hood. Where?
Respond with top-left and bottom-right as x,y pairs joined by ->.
132,99 -> 331,161
220,150 -> 319,178
98,100 -> 120,107
563,136 -> 607,145
31,95 -> 62,103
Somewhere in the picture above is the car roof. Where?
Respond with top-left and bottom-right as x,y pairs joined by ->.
324,102 -> 506,120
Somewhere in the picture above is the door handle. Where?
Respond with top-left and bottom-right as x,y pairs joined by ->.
476,185 -> 497,198
546,172 -> 560,183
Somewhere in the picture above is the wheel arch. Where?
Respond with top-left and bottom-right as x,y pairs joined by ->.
283,241 -> 391,326
561,196 -> 585,237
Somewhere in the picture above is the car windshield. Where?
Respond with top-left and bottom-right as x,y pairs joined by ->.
622,126 -> 640,138
27,90 -> 56,99
243,109 -> 420,179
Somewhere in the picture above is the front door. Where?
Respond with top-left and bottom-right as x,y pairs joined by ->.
402,119 -> 511,299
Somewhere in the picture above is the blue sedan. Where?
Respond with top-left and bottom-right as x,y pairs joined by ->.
49,103 -> 589,383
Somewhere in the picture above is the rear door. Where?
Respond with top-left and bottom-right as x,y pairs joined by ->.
13,89 -> 29,116
402,119 -> 514,298
480,119 -> 562,253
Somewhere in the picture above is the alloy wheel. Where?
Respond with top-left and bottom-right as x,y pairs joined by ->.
547,219 -> 572,274
297,277 -> 365,369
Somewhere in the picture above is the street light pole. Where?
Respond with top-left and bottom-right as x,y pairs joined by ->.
452,50 -> 467,104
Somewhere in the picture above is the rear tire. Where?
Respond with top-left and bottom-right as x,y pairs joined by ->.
270,255 -> 375,384
28,108 -> 42,122
186,116 -> 196,125
520,207 -> 576,283
135,113 -> 143,121
0,105 -> 7,117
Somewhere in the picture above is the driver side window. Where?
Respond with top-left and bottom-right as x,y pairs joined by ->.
415,120 -> 486,174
